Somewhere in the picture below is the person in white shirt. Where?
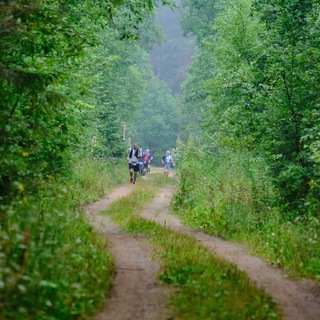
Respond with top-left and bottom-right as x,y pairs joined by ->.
161,150 -> 173,177
127,143 -> 142,184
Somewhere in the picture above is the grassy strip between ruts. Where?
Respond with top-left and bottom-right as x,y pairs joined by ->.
101,177 -> 281,320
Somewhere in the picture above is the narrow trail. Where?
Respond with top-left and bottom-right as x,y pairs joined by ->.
86,184 -> 173,320
86,181 -> 320,320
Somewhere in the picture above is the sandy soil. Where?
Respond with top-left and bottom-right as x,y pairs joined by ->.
86,183 -> 320,320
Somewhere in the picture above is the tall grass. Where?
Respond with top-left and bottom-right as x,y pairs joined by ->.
174,143 -> 320,279
0,157 -> 127,319
102,180 -> 280,319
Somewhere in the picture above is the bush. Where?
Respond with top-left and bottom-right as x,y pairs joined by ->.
174,141 -> 320,279
0,157 -> 127,319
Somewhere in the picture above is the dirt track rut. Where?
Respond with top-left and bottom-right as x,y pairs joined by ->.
86,184 -> 172,320
139,186 -> 320,320
87,183 -> 320,320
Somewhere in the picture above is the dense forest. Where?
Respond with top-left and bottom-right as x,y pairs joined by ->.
1,0 -> 320,319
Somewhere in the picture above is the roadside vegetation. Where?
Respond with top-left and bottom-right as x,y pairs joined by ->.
102,176 -> 280,319
173,141 -> 320,279
0,158 -> 127,319
176,0 -> 320,280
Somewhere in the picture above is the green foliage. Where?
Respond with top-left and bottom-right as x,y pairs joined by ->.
0,0 -> 126,215
174,138 -> 320,279
103,179 -> 280,319
177,0 -> 320,268
135,76 -> 180,164
173,138 -> 277,224
0,0 -> 174,318
109,0 -> 177,41
179,0 -> 320,219
178,0 -> 220,141
88,31 -> 149,157
252,0 -> 320,213
180,0 -> 219,40
0,0 -> 175,217
0,158 -> 128,319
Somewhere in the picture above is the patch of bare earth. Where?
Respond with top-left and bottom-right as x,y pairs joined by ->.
86,184 -> 173,320
139,186 -> 320,320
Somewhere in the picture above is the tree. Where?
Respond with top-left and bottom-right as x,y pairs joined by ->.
135,76 -> 180,164
252,0 -> 320,213
0,0 -> 175,211
178,0 -> 320,215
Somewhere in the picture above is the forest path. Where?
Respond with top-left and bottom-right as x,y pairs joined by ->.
86,184 -> 173,320
86,179 -> 320,320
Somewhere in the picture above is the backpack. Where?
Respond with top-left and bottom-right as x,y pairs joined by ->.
129,148 -> 139,158
128,148 -> 141,159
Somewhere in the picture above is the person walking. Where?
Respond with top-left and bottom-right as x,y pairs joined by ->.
139,155 -> 144,176
143,149 -> 153,175
147,149 -> 153,173
127,143 -> 142,184
161,150 -> 173,177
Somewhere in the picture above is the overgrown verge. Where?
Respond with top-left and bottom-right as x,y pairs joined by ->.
102,178 -> 280,319
0,158 -> 127,320
173,142 -> 320,280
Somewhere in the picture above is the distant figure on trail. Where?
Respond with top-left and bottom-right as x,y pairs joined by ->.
127,143 -> 142,184
139,155 -> 144,176
143,149 -> 153,175
147,149 -> 154,173
161,150 -> 173,177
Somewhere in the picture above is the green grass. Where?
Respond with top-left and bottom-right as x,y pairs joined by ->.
102,179 -> 280,320
0,157 -> 126,320
173,151 -> 320,280
146,171 -> 178,187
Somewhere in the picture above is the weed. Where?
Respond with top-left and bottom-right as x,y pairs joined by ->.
0,158 -> 124,319
174,146 -> 320,280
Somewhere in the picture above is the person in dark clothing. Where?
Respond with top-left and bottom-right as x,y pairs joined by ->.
127,143 -> 142,184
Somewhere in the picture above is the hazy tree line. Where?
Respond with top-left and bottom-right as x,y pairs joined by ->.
175,0 -> 320,277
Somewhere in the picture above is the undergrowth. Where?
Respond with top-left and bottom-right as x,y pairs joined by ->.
0,158 -> 127,319
173,143 -> 320,280
102,179 -> 280,320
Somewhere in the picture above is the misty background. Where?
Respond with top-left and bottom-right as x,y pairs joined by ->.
134,1 -> 194,164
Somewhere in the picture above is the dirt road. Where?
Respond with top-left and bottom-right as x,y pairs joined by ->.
86,184 -> 173,320
87,183 -> 320,320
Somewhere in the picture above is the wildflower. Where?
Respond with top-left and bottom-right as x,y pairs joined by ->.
23,196 -> 29,205
22,152 -> 29,157
308,180 -> 314,189
47,175 -> 55,182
